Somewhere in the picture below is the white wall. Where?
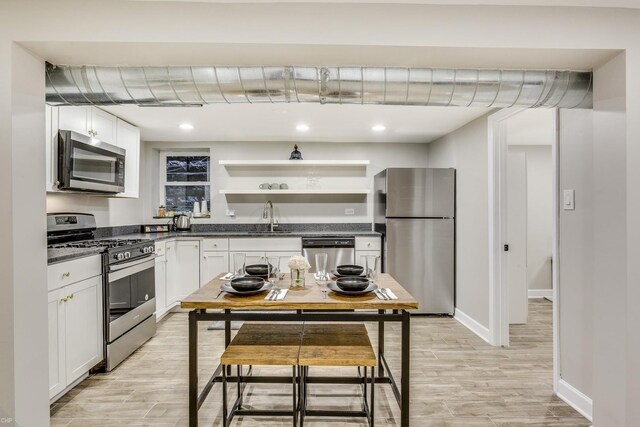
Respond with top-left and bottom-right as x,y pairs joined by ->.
591,52 -> 627,427
428,114 -> 491,328
142,140 -> 429,225
0,43 -> 50,426
46,193 -> 145,227
558,108 -> 595,401
507,145 -> 553,290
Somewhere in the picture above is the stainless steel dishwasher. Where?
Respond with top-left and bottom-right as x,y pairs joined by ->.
302,236 -> 355,273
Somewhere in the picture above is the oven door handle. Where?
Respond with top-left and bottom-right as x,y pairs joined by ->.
108,256 -> 156,282
109,255 -> 157,272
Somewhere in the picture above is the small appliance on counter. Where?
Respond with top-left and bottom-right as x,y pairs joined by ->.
173,214 -> 192,231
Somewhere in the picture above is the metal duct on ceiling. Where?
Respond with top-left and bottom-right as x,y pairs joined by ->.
45,64 -> 592,108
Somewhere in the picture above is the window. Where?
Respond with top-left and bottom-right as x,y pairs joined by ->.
160,152 -> 210,213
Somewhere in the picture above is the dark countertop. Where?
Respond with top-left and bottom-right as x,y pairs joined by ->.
47,230 -> 381,264
47,247 -> 105,265
124,230 -> 381,242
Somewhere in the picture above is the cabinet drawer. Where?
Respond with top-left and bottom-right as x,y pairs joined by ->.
355,236 -> 381,251
201,238 -> 229,251
48,255 -> 102,292
154,241 -> 166,256
229,237 -> 301,252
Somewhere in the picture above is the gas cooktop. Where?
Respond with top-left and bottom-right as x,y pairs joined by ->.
49,238 -> 149,250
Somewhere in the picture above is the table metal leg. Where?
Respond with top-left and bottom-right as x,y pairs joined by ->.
378,309 -> 385,377
224,309 -> 231,375
189,310 -> 198,427
401,310 -> 410,427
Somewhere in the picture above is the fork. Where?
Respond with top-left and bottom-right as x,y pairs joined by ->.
269,288 -> 281,301
380,288 -> 392,300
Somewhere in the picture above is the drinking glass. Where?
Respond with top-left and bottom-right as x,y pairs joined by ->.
233,253 -> 246,277
267,255 -> 280,285
366,255 -> 380,282
315,253 -> 328,280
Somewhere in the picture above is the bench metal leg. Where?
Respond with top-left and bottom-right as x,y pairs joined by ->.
236,365 -> 243,409
222,364 -> 228,427
292,365 -> 298,427
370,366 -> 375,427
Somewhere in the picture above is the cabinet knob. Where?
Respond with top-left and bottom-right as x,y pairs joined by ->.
367,243 -> 371,247
69,293 -> 74,299
62,272 -> 70,278
213,244 -> 217,247
60,296 -> 68,303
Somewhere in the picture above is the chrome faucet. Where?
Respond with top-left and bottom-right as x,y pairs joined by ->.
263,200 -> 279,232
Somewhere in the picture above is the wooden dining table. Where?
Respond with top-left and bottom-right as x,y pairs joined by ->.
181,272 -> 419,427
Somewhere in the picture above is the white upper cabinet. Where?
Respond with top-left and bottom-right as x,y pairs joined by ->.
89,107 -> 117,144
57,106 -> 116,143
115,119 -> 141,198
57,106 -> 90,136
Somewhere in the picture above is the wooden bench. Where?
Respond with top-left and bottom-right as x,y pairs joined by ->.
219,322 -> 376,426
220,323 -> 303,427
298,323 -> 376,426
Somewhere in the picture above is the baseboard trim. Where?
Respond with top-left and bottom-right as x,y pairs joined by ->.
454,308 -> 491,344
557,378 -> 593,422
528,289 -> 553,299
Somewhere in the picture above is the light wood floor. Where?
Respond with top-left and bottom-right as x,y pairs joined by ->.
51,299 -> 590,426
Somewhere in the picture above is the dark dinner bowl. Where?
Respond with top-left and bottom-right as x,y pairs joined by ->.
230,276 -> 265,292
244,264 -> 273,277
336,264 -> 364,276
336,276 -> 370,292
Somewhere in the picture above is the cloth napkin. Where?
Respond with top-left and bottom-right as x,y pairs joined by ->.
265,289 -> 288,301
222,272 -> 235,280
374,288 -> 398,300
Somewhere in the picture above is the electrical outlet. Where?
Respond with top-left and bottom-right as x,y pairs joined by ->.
344,208 -> 355,215
226,209 -> 236,217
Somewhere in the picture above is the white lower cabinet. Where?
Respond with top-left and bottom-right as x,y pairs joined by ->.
155,252 -> 168,319
201,251 -> 229,286
230,251 -> 267,270
48,288 -> 66,399
162,240 -> 201,312
265,251 -> 303,273
355,250 -> 382,268
48,274 -> 103,400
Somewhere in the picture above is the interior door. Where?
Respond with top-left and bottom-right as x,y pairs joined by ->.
507,151 -> 528,324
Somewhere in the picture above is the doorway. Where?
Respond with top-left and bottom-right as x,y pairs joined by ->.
488,107 -> 559,388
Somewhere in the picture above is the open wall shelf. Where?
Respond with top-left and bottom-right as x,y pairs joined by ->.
219,160 -> 370,167
219,189 -> 370,195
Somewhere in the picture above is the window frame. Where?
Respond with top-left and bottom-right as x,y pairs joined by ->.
159,151 -> 212,213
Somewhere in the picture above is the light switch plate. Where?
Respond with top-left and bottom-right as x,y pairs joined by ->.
344,208 -> 355,215
563,189 -> 575,210
226,209 -> 235,217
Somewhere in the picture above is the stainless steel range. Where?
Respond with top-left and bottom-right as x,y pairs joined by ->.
47,213 -> 156,371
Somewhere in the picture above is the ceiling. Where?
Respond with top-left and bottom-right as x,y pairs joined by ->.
131,0 -> 640,7
30,41 -> 616,143
102,103 -> 491,143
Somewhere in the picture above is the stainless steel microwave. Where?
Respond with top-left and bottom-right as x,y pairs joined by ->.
57,130 -> 125,194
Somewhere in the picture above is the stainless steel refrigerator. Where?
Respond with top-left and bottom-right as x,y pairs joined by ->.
374,168 -> 455,314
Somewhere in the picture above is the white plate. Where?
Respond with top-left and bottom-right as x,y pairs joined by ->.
221,282 -> 273,296
327,281 -> 377,296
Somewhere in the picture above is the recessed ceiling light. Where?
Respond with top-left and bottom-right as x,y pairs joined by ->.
179,123 -> 194,130
372,124 -> 386,132
296,124 -> 310,132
